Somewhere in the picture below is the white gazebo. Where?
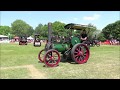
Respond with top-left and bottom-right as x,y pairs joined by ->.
27,36 -> 34,43
0,35 -> 9,43
0,35 -> 9,40
27,36 -> 33,40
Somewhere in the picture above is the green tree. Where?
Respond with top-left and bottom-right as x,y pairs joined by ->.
52,21 -> 66,36
0,26 -> 11,35
34,24 -> 43,34
41,24 -> 48,39
26,25 -> 34,37
34,23 -> 48,39
97,32 -> 106,42
34,21 -> 66,39
102,20 -> 120,40
11,19 -> 34,37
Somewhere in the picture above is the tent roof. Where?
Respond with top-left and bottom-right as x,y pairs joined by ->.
27,36 -> 33,39
0,35 -> 8,37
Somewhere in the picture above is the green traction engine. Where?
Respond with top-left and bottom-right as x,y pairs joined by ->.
38,23 -> 90,67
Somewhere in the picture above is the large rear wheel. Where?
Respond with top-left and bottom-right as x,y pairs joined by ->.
71,43 -> 90,64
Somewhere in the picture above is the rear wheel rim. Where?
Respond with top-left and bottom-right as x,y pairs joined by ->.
72,44 -> 89,64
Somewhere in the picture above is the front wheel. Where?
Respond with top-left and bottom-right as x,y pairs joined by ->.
44,49 -> 60,67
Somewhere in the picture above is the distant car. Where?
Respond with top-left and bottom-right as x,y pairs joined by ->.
19,36 -> 27,45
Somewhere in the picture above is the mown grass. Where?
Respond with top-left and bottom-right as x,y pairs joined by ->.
0,43 -> 120,79
1,68 -> 31,79
0,43 -> 44,67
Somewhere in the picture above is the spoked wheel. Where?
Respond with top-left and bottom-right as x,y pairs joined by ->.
71,43 -> 90,64
44,49 -> 60,67
38,49 -> 45,63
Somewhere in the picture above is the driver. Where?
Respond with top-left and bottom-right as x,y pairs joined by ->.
80,30 -> 87,43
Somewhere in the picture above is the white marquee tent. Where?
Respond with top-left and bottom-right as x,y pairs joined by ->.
0,35 -> 9,40
27,36 -> 33,40
0,35 -> 9,43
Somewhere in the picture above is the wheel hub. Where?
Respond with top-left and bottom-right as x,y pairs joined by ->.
50,56 -> 54,60
77,51 -> 83,56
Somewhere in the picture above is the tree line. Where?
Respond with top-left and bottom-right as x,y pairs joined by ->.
0,19 -> 120,41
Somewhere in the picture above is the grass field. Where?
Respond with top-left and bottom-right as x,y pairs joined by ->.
0,43 -> 120,79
